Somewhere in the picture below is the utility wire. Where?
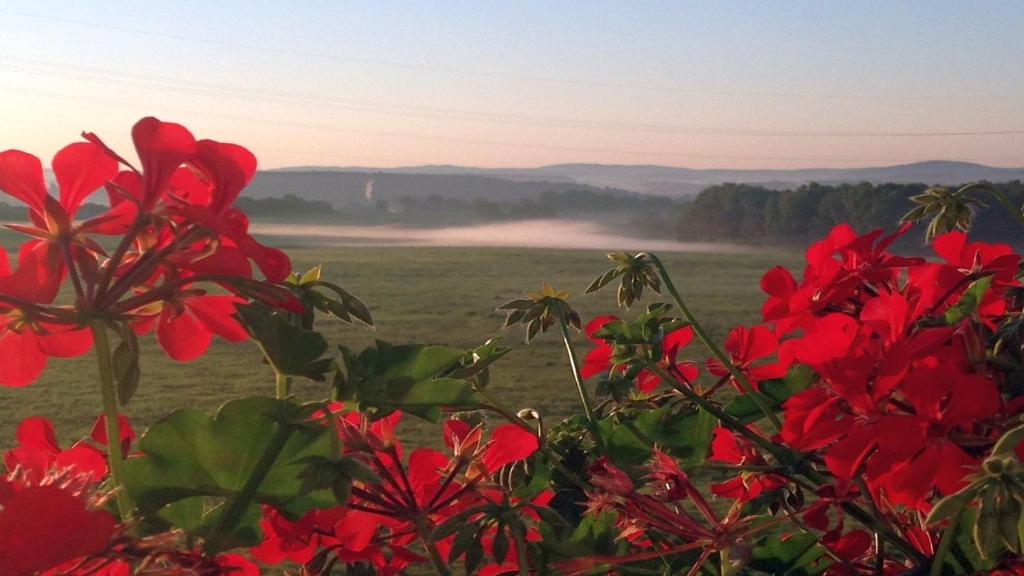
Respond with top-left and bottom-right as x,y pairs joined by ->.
1,7 -> 1021,102
5,89 -> 1022,167
1,56 -> 1022,138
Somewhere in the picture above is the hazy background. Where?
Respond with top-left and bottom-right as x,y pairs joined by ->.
1,1 -> 1023,170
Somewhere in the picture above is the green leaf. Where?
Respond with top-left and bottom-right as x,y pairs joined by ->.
927,483 -> 983,525
491,524 -> 509,565
944,276 -> 993,325
235,304 -> 332,380
299,265 -> 322,285
992,424 -> 1024,456
112,325 -> 140,406
976,489 -> 1001,559
748,533 -> 829,575
335,341 -> 479,422
309,280 -> 374,326
725,365 -> 814,424
953,507 -> 997,573
123,397 -> 336,544
598,403 -> 716,467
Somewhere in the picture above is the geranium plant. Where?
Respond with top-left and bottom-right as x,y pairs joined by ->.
1,118 -> 1022,575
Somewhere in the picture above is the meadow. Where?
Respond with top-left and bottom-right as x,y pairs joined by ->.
0,243 -> 801,448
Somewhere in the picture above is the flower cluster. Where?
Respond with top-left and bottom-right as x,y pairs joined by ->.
252,408 -> 544,575
3,118 -> 1023,575
576,223 -> 1023,573
0,117 -> 295,386
772,225 -> 1019,510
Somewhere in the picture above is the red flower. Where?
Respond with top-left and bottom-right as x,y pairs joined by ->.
0,314 -> 93,388
582,315 -> 699,392
151,293 -> 249,361
709,427 -> 786,501
0,480 -> 116,576
3,417 -> 107,483
707,324 -> 790,391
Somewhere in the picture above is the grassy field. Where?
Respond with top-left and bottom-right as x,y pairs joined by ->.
0,244 -> 801,448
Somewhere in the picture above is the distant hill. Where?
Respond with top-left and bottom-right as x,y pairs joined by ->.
270,161 -> 1024,198
246,171 -> 636,207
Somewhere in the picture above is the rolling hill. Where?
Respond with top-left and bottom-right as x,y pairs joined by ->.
267,161 -> 1024,200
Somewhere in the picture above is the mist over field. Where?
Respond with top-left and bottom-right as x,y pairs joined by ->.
251,219 -> 756,252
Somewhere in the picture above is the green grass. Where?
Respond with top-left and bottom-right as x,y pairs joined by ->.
0,245 -> 801,449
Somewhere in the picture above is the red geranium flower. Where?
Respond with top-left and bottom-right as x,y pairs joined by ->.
0,480 -> 117,576
706,324 -> 790,392
709,427 -> 786,501
582,315 -> 699,392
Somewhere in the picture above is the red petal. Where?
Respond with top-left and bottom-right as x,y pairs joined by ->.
156,306 -> 213,361
584,315 -> 618,340
0,329 -> 47,387
54,445 -> 108,482
483,424 -> 539,473
132,117 -> 196,208
82,201 -> 138,235
581,344 -> 612,378
406,448 -> 449,498
745,325 -> 779,361
192,140 -> 257,213
14,416 -> 60,454
0,150 -> 47,213
186,295 -> 249,342
829,530 -> 872,562
0,241 -> 63,303
0,485 -> 116,576
333,509 -> 381,553
89,414 -> 136,451
215,554 -> 260,576
442,419 -> 473,451
35,324 -> 94,358
188,245 -> 253,278
52,142 -> 118,216
104,170 -> 142,207
709,427 -> 743,464
932,231 -> 967,266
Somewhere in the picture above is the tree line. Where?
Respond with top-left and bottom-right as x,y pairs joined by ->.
674,181 -> 1024,245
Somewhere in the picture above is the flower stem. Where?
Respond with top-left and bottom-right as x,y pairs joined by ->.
646,363 -> 783,460
557,318 -> 595,424
512,524 -> 531,576
275,371 -> 291,399
644,253 -> 782,431
414,516 -> 452,576
90,320 -> 132,521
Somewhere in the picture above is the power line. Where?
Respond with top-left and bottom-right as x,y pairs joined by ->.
2,56 -> 1022,139
2,7 -> 1021,103
4,88 -> 1021,167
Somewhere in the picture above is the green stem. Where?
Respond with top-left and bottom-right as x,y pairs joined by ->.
929,516 -> 958,576
646,364 -> 784,459
645,253 -> 782,431
275,371 -> 291,399
414,516 -> 452,576
512,525 -> 531,576
90,320 -> 132,521
206,421 -> 294,554
719,546 -> 732,576
558,318 -> 596,424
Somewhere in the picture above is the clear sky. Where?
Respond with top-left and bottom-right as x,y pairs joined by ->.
1,1 -> 1022,170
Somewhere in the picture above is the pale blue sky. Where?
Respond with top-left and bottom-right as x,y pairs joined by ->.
1,1 -> 1021,168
